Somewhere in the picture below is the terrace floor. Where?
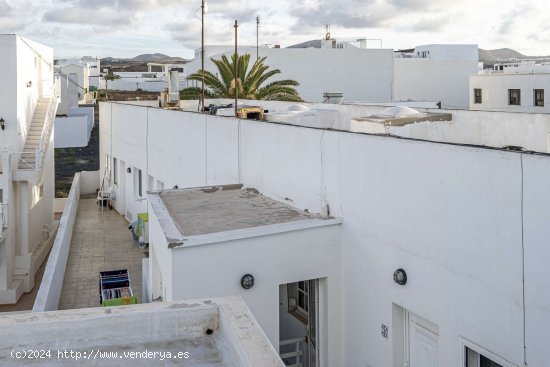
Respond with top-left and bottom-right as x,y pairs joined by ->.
58,198 -> 146,310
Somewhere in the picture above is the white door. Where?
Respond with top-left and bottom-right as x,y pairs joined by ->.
408,313 -> 438,367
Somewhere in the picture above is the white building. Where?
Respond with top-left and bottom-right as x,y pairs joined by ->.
469,60 -> 550,113
96,99 -> 550,367
394,44 -> 480,108
182,42 -> 478,108
184,44 -> 395,103
107,63 -> 187,93
0,35 -> 57,304
55,56 -> 102,92
53,58 -> 96,148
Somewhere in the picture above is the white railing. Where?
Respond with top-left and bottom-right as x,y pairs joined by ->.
279,337 -> 306,367
0,202 -> 8,229
15,78 -> 60,172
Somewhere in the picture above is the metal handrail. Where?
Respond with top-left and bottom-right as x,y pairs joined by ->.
0,202 -> 8,229
279,337 -> 306,367
14,78 -> 59,171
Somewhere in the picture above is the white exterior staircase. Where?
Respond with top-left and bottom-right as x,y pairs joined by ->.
13,81 -> 59,184
18,98 -> 50,170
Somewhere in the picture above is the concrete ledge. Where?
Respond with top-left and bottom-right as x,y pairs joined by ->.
32,173 -> 81,312
2,297 -> 284,367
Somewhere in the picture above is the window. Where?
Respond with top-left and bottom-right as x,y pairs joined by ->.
534,89 -> 544,107
113,158 -> 118,185
138,169 -> 142,197
465,347 -> 505,367
297,281 -> 309,316
508,89 -> 521,105
286,280 -> 311,324
474,89 -> 482,104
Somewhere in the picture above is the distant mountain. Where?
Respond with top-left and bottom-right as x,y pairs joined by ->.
479,48 -> 550,65
131,53 -> 169,61
101,53 -> 190,63
479,48 -> 527,64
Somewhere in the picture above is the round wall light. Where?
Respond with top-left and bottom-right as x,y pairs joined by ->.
393,268 -> 407,285
241,274 -> 255,289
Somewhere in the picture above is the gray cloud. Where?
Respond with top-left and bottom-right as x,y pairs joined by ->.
0,0 -> 12,15
43,7 -> 132,26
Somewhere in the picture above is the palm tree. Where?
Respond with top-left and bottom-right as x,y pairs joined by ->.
180,53 -> 303,102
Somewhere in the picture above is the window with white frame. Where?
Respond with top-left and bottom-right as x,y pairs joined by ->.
297,281 -> 309,316
287,281 -> 310,324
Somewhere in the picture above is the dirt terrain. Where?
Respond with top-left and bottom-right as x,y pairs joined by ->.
55,91 -> 160,197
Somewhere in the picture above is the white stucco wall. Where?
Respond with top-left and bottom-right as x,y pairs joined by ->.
54,115 -> 89,148
101,102 -> 550,367
469,73 -> 550,113
522,154 -> 550,367
183,47 -> 395,103
384,108 -> 550,153
151,225 -> 342,366
413,44 -> 478,61
394,58 -> 479,108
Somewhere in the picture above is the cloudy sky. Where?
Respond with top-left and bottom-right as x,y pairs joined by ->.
1,0 -> 548,58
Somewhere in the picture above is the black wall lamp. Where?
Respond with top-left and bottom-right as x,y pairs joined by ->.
26,81 -> 32,88
0,117 -> 4,130
241,274 -> 254,289
393,268 -> 407,286
126,167 -> 131,173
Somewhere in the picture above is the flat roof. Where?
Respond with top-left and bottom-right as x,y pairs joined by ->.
148,184 -> 341,248
0,297 -> 284,367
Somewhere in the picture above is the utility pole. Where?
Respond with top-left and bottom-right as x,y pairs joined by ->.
201,0 -> 206,111
256,16 -> 260,60
234,19 -> 239,118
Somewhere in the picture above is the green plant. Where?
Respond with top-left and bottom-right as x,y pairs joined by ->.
180,53 -> 303,102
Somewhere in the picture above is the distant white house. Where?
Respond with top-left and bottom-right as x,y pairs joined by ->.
107,63 -> 187,93
469,60 -> 550,113
55,56 -> 102,92
0,35 -> 57,304
53,59 -> 95,148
